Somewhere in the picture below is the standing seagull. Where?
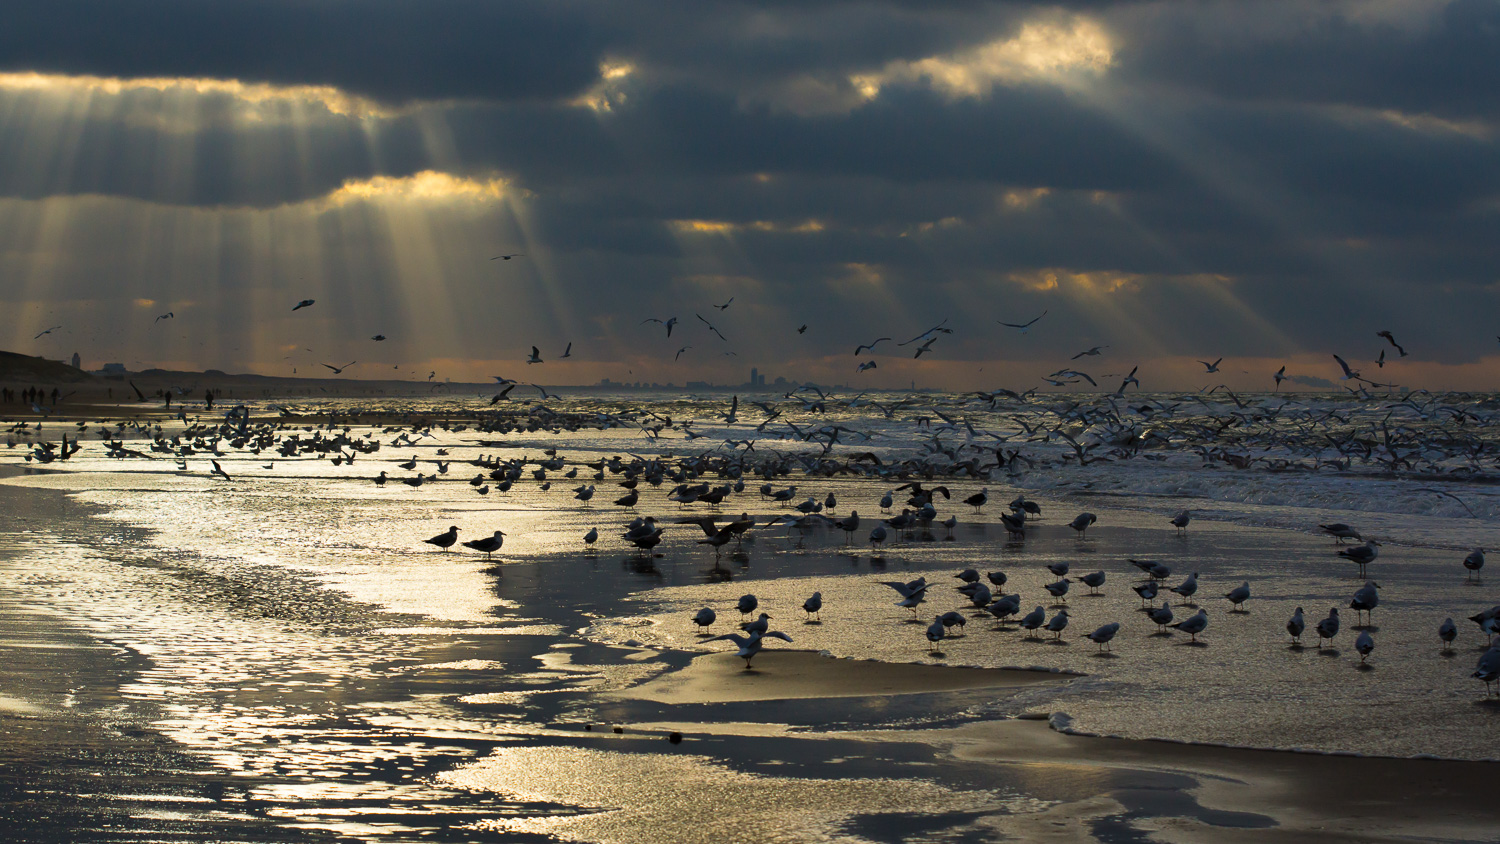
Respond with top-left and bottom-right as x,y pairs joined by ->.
424,525 -> 460,552
1170,609 -> 1209,642
462,530 -> 507,560
1287,607 -> 1306,645
1338,540 -> 1381,578
802,592 -> 823,621
1315,608 -> 1341,648
1085,622 -> 1121,652
1464,548 -> 1485,582
1355,630 -> 1376,663
1170,510 -> 1192,534
1349,581 -> 1380,625
709,631 -> 794,669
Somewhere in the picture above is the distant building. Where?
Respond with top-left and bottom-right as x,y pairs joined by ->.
70,352 -> 81,370
101,363 -> 128,375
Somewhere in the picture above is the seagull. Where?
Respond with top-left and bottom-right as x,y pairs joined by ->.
675,346 -> 692,361
1273,365 -> 1286,391
696,313 -> 727,341
642,316 -> 678,337
1474,645 -> 1500,695
1198,358 -> 1222,373
714,297 -> 734,310
155,312 -> 175,323
1085,622 -> 1121,651
1439,617 -> 1457,651
1332,353 -> 1359,381
998,311 -> 1046,332
1068,512 -> 1097,538
560,342 -> 573,359
1315,608 -> 1340,648
584,527 -> 599,546
880,579 -> 929,613
797,324 -> 807,334
1349,581 -> 1380,625
742,613 -> 772,636
321,361 -> 357,374
1224,581 -> 1251,612
1170,609 -> 1209,642
925,616 -> 947,653
1169,573 -> 1199,605
209,459 -> 232,481
856,360 -> 877,373
1170,510 -> 1192,534
490,384 -> 517,404
802,592 -> 823,621
1044,579 -> 1071,603
1354,630 -> 1375,663
490,253 -> 524,260
854,338 -> 891,356
1319,523 -> 1361,544
1376,330 -> 1407,357
709,630 -> 793,668
1132,580 -> 1159,606
292,299 -> 315,311
1287,607 -> 1306,644
692,607 -> 716,631
899,319 -> 952,347
1464,548 -> 1485,582
33,325 -> 62,339
1051,369 -> 1097,387
1147,602 -> 1174,632
1338,540 -> 1380,577
371,334 -> 386,341
462,530 -> 507,560
1044,609 -> 1070,639
1019,606 -> 1047,637
1071,345 -> 1108,360
424,525 -> 460,552
1113,366 -> 1140,395
1074,570 -> 1106,595
527,347 -> 543,364
737,594 -> 759,618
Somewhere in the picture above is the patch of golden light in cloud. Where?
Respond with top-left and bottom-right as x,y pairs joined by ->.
1372,108 -> 1493,140
573,60 -> 636,112
1008,268 -> 1230,294
132,298 -> 157,308
1002,188 -> 1052,210
323,171 -> 516,206
669,219 -> 826,234
0,71 -> 394,118
851,16 -> 1113,101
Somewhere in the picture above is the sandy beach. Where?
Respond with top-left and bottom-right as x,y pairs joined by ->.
4,396 -> 1500,842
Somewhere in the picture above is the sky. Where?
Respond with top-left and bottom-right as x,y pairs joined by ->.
1,0 -> 1497,392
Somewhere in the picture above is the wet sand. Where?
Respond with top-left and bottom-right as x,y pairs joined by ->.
617,650 -> 1066,703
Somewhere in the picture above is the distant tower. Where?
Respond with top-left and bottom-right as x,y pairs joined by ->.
750,367 -> 758,386
70,352 -> 81,370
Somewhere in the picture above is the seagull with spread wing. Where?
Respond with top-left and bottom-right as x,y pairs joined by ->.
642,316 -> 678,337
1376,331 -> 1407,357
899,319 -> 952,346
696,313 -> 727,341
854,337 -> 891,356
321,361 -> 357,374
998,310 -> 1046,332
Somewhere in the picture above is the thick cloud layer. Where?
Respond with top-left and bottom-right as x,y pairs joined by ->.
0,0 -> 1496,387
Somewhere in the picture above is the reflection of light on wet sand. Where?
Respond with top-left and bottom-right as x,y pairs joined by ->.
442,745 -> 1033,844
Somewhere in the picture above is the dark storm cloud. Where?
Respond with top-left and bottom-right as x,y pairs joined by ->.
0,0 -> 608,105
1114,0 -> 1500,120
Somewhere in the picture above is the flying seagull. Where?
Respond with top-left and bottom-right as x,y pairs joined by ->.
854,338 -> 891,356
1332,353 -> 1359,380
155,312 -> 175,323
1198,357 -> 1222,373
1072,345 -> 1108,360
642,316 -> 678,337
490,253 -> 524,260
856,360 -> 877,372
797,324 -> 807,334
33,325 -> 62,339
1376,331 -> 1407,357
1274,365 -> 1286,391
714,297 -> 734,310
292,299 -> 315,311
371,334 -> 386,341
696,313 -> 727,341
998,311 -> 1046,332
527,346 -> 543,364
676,345 -> 692,360
560,342 -> 573,359
321,361 -> 357,374
899,319 -> 952,346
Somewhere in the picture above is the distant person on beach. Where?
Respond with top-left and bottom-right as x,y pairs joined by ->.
51,388 -> 59,405
164,391 -> 171,410
205,389 -> 214,410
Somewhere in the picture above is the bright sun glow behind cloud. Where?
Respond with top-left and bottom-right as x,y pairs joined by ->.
852,17 -> 1114,100
0,71 -> 395,119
